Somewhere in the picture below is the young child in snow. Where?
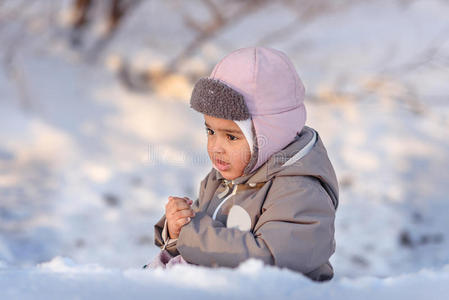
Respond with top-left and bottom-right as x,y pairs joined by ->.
149,47 -> 339,282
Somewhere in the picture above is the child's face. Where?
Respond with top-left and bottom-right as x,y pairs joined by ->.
204,115 -> 251,180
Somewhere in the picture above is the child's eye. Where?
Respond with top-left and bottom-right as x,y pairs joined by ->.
227,134 -> 238,141
206,128 -> 215,135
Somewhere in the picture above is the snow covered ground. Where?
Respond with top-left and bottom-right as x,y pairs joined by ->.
1,257 -> 449,300
0,0 -> 448,299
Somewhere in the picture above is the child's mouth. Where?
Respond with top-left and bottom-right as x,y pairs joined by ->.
214,158 -> 231,171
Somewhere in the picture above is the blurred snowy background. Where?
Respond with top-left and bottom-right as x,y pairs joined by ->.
0,0 -> 448,298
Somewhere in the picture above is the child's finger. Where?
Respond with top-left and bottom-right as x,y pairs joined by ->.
169,196 -> 192,205
173,208 -> 195,220
172,199 -> 192,212
167,198 -> 190,211
175,217 -> 191,227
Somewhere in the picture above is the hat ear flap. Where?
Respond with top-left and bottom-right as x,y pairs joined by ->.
242,120 -> 259,175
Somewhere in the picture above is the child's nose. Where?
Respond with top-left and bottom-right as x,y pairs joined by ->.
209,138 -> 225,154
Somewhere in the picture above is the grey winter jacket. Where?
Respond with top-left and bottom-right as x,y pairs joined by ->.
154,126 -> 338,281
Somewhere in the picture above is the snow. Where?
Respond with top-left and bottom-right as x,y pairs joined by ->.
0,0 -> 448,298
1,257 -> 449,300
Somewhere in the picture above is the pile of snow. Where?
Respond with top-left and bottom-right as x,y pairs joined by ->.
0,257 -> 448,300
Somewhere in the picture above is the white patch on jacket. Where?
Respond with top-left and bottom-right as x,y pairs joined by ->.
226,205 -> 252,231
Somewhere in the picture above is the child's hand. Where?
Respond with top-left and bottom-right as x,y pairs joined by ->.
165,196 -> 196,239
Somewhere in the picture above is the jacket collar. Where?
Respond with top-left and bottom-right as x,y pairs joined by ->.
213,126 -> 317,185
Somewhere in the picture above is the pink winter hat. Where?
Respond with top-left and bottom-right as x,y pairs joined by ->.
190,47 -> 307,174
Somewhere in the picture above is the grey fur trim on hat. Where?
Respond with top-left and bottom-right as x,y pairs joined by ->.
190,78 -> 250,121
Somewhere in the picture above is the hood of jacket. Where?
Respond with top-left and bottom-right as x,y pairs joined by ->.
215,126 -> 339,209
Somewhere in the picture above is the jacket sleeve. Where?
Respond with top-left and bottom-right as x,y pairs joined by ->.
153,172 -> 210,256
176,176 -> 336,274
154,215 -> 180,256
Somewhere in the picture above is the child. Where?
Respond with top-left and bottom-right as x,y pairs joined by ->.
152,47 -> 339,282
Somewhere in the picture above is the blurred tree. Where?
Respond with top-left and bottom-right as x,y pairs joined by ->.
69,0 -> 142,60
117,0 -> 272,92
0,0 -> 447,118
114,0 -> 361,93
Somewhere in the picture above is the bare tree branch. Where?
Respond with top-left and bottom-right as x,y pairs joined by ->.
85,0 -> 143,62
165,0 -> 269,74
258,0 -> 357,45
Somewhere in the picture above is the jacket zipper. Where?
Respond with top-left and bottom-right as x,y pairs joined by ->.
212,181 -> 238,221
